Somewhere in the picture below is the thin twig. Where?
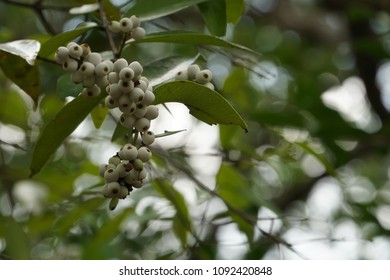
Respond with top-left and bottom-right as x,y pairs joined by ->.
97,0 -> 119,59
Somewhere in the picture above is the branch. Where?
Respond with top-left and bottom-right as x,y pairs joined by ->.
0,0 -> 71,35
97,0 -> 119,59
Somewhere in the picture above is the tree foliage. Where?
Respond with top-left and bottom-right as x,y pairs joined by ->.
0,0 -> 390,260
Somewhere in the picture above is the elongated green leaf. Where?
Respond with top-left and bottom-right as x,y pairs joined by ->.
56,74 -> 83,99
124,0 -> 208,20
128,31 -> 259,55
30,92 -> 106,177
0,39 -> 40,65
0,52 -> 40,104
0,216 -> 30,259
226,0 -> 245,23
154,81 -> 247,130
90,104 -> 109,129
144,54 -> 202,87
198,0 -> 227,36
39,22 -> 98,58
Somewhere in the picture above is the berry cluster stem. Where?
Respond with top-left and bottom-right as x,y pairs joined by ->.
97,0 -> 120,59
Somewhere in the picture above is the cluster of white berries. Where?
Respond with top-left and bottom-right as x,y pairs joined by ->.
174,64 -> 214,90
108,15 -> 145,40
103,58 -> 159,133
54,17 -> 159,210
55,42 -> 112,97
99,142 -> 153,210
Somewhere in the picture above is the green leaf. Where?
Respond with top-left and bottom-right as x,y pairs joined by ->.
226,0 -> 245,24
124,0 -> 209,21
90,104 -> 109,129
0,39 -> 40,65
39,22 -> 98,58
111,122 -> 130,143
30,92 -> 106,177
56,74 -> 83,100
198,0 -> 227,36
0,215 -> 30,259
143,55 -> 200,87
154,81 -> 247,130
128,31 -> 258,55
0,52 -> 40,104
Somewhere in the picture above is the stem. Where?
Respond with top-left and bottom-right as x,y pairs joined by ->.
97,0 -> 119,59
0,0 -> 71,35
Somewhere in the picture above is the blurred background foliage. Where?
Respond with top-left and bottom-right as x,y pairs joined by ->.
1,0 -> 390,260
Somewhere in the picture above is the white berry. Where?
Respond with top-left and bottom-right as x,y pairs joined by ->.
137,146 -> 152,162
142,131 -> 155,145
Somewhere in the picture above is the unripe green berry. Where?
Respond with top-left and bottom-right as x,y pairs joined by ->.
142,130 -> 155,145
187,64 -> 201,80
137,146 -> 152,162
109,197 -> 119,210
132,27 -> 145,40
195,69 -> 213,84
104,167 -> 120,182
119,17 -> 133,33
133,158 -> 144,171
